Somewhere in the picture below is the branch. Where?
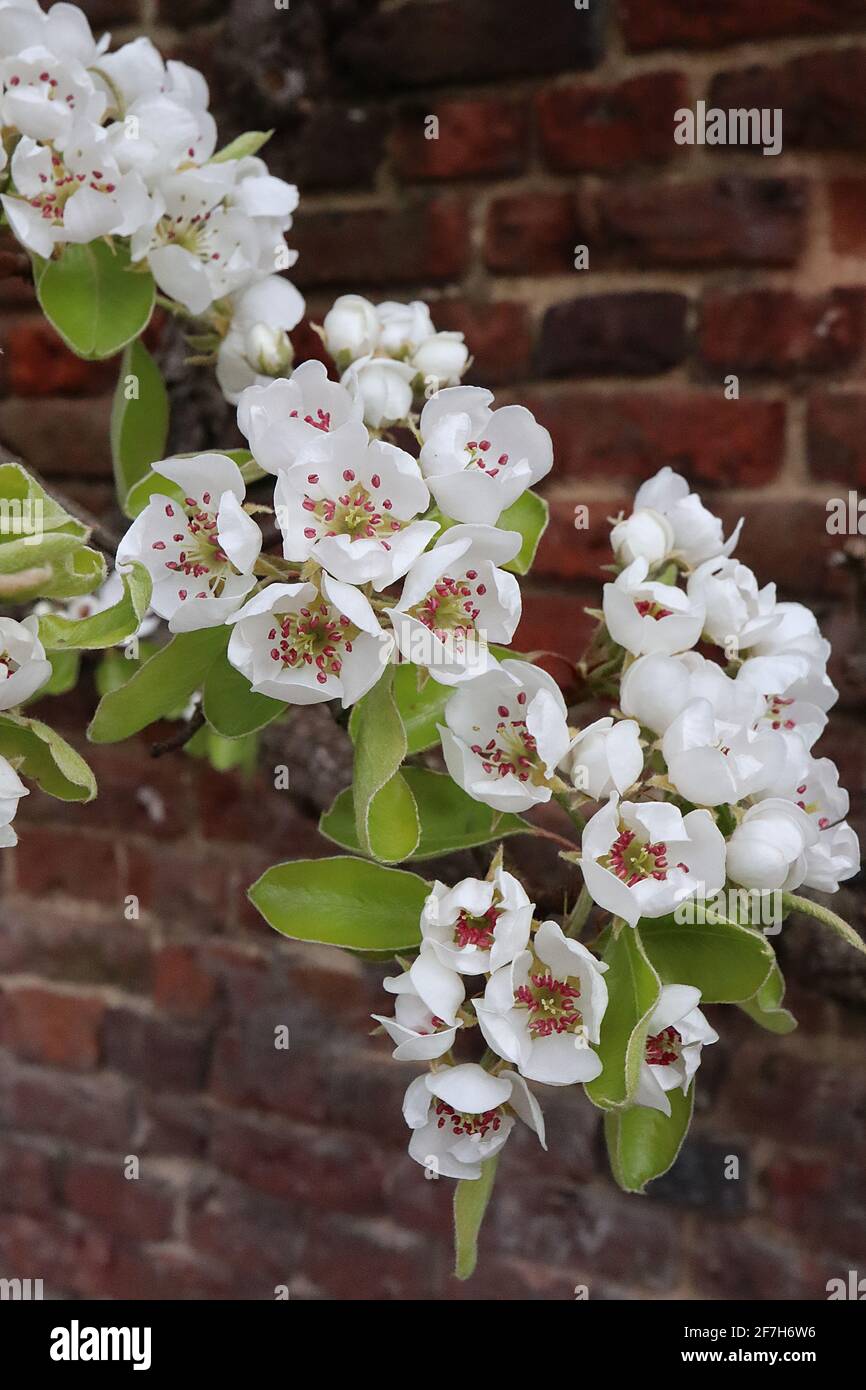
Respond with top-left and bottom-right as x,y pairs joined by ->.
150,702 -> 205,758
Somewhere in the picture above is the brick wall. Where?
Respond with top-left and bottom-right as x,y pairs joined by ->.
0,0 -> 865,1300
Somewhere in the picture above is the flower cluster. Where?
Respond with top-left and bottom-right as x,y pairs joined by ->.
322,293 -> 470,429
372,465 -> 858,1181
0,1 -> 303,403
117,316 -> 552,699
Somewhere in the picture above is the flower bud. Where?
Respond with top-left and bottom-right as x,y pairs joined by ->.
377,299 -> 434,355
244,322 -> 293,377
322,293 -> 379,361
412,331 -> 469,388
344,356 -> 416,428
610,508 -> 674,566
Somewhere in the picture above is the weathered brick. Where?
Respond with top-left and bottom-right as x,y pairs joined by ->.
0,984 -> 104,1069
485,193 -> 583,275
392,98 -> 528,181
0,1136 -> 61,1215
13,826 -> 121,905
292,105 -> 389,191
188,1174 -> 307,1295
621,0 -> 866,50
336,0 -> 601,87
699,290 -> 864,374
808,392 -> 866,485
537,292 -> 688,376
0,1211 -> 112,1300
0,1057 -> 137,1149
432,299 -> 532,386
518,387 -> 786,486
537,72 -> 688,172
710,50 -> 866,152
691,1223 -> 819,1300
0,896 -> 153,992
291,197 -> 469,288
305,1212 -> 441,1300
0,395 -> 114,477
515,589 -> 596,663
153,944 -> 218,1019
103,1005 -> 211,1091
210,1110 -> 386,1211
63,1158 -> 178,1241
534,494 -> 631,582
125,843 -> 234,929
829,178 -> 866,254
597,178 -> 807,267
1,319 -> 116,397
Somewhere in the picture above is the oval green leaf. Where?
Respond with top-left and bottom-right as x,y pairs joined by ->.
248,856 -> 429,951
37,241 -> 155,361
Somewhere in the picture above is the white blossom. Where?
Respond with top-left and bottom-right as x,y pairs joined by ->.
419,868 -> 533,975
238,360 -> 363,474
603,557 -> 705,657
633,467 -> 742,568
635,985 -> 718,1115
402,1062 -> 545,1180
0,613 -> 52,709
564,715 -> 644,800
725,799 -> 818,892
0,753 -> 28,848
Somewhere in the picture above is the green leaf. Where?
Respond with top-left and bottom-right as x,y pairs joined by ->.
37,563 -> 152,651
454,1154 -> 499,1282
638,914 -> 775,1004
88,627 -> 228,743
210,130 -> 273,163
352,669 -> 420,862
0,712 -> 96,801
499,490 -> 549,575
203,652 -> 287,739
782,891 -> 866,958
0,461 -> 88,539
585,924 -> 661,1111
248,856 -> 429,951
37,241 -> 155,361
391,663 -> 450,755
35,544 -> 106,602
738,960 -> 797,1034
321,767 -> 527,860
34,649 -> 80,698
605,1084 -> 694,1194
185,724 -> 259,775
111,339 -> 169,513
124,467 -> 184,519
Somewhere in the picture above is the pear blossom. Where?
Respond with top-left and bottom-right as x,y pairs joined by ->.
418,386 -> 553,526
802,822 -> 860,894
116,453 -> 261,633
402,1062 -> 545,1180
274,422 -> 438,590
216,275 -> 305,404
633,467 -> 742,568
411,330 -> 469,389
603,557 -> 705,657
420,868 -> 533,975
725,799 -> 818,892
371,950 -> 464,1061
107,89 -> 216,182
747,601 -> 831,679
388,524 -> 521,684
0,2 -> 107,67
237,360 -> 363,474
439,659 -> 572,814
635,985 -> 718,1115
610,507 -> 675,567
687,556 -> 780,650
620,650 -> 761,737
661,697 -> 785,807
322,293 -> 379,362
0,614 -> 52,709
2,127 -> 151,258
0,754 -> 28,847
582,795 -> 726,928
0,45 -> 105,144
757,753 -> 849,833
342,355 -> 416,428
564,715 -> 644,800
226,574 -> 393,708
736,650 -> 838,717
376,298 -> 434,356
475,920 -> 609,1086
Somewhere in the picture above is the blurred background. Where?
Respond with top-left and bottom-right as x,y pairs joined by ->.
0,0 -> 865,1299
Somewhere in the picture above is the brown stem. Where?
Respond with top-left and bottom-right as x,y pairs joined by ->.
150,703 -> 205,758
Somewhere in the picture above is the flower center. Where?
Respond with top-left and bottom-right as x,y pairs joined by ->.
301,469 -> 404,549
267,597 -> 357,685
409,574 -> 481,640
645,1026 -> 682,1067
26,151 -> 118,224
465,438 -> 509,478
453,905 -> 500,951
602,827 -> 689,886
433,1100 -> 503,1138
634,598 -> 672,621
469,692 -> 544,784
762,693 -> 796,732
151,497 -> 237,600
515,964 -> 584,1039
154,208 -> 223,262
0,649 -> 21,680
794,781 -> 829,829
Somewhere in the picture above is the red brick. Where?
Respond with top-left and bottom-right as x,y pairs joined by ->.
720,496 -> 849,596
292,105 -> 389,191
0,1211 -> 112,1300
153,944 -> 218,1018
0,896 -> 153,992
536,72 -> 688,172
14,826 -> 121,905
1,1057 -> 137,1148
196,763 -> 330,857
0,984 -> 103,1069
188,1174 -> 308,1294
429,299 -> 531,386
829,178 -> 866,255
0,395 -> 114,477
306,1212 -> 441,1300
516,589 -> 596,663
1,319 -> 117,397
710,51 -> 866,152
621,0 -> 866,50
765,1158 -> 866,1262
537,292 -> 688,376
597,178 -> 807,267
64,1158 -> 178,1241
209,1111 -> 386,1211
124,843 -> 234,929
291,197 -> 469,288
484,192 -> 582,275
808,392 -> 866,485
336,0 -> 601,87
0,1137 -> 60,1215
534,494 -> 631,582
690,1223 -> 817,1300
517,387 -> 786,487
76,741 -> 199,842
102,1004 -> 211,1091
699,290 -> 864,374
392,98 -> 528,181
107,1243 -> 239,1300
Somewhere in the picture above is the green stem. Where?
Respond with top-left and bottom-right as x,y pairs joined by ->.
782,892 -> 866,958
565,884 -> 593,940
554,790 -> 585,834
